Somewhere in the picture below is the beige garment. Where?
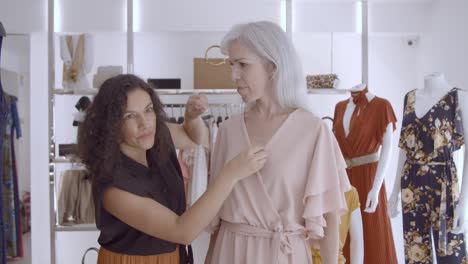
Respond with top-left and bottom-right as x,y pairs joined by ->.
311,186 -> 360,264
60,34 -> 93,90
58,170 -> 95,225
207,109 -> 351,264
63,34 -> 85,83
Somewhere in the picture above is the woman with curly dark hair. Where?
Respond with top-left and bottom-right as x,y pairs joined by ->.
77,74 -> 267,264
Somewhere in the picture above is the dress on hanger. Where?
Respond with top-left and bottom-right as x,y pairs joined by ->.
60,34 -> 93,91
399,88 -> 467,263
0,35 -> 7,264
207,109 -> 350,264
0,36 -> 24,261
58,170 -> 94,225
333,93 -> 398,264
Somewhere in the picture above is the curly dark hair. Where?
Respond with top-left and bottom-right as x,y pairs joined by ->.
77,74 -> 171,188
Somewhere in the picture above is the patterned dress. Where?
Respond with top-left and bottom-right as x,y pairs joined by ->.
399,87 -> 467,264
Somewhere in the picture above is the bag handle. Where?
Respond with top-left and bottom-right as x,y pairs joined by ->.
204,45 -> 226,66
81,247 -> 99,264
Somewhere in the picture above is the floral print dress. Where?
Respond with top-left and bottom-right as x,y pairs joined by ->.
399,87 -> 467,264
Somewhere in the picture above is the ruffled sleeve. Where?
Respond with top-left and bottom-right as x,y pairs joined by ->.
399,91 -> 412,150
205,123 -> 228,233
453,88 -> 465,150
377,99 -> 397,144
302,121 -> 351,241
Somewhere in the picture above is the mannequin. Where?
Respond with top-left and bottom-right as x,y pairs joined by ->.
0,22 -> 5,37
0,21 -> 6,264
343,83 -> 394,213
388,72 -> 468,261
348,207 -> 364,263
333,83 -> 398,264
389,72 -> 468,231
333,84 -> 397,264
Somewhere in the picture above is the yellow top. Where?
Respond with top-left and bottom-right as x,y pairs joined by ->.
311,186 -> 360,264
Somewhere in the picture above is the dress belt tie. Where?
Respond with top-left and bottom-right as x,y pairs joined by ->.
406,157 -> 454,254
345,151 -> 380,169
221,221 -> 311,264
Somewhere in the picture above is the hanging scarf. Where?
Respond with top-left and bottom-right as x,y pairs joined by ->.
349,87 -> 369,132
63,34 -> 85,83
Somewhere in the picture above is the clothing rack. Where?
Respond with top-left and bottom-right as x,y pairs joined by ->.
164,103 -> 245,124
163,103 -> 243,108
54,89 -> 239,96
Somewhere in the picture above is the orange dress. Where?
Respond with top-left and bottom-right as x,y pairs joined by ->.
333,96 -> 398,264
97,247 -> 179,264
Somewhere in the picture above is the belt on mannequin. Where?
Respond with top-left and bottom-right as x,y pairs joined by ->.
406,157 -> 455,254
406,158 -> 451,166
345,151 -> 380,169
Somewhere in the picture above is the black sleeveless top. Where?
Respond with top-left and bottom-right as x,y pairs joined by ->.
93,126 -> 192,262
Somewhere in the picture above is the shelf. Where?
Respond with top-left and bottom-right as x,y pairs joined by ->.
55,224 -> 98,232
134,30 -> 227,34
51,157 -> 81,164
53,89 -> 97,95
53,89 -> 239,95
54,88 -> 349,96
307,88 -> 349,94
158,89 -> 238,95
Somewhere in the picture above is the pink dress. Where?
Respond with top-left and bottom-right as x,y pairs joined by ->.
207,109 -> 351,264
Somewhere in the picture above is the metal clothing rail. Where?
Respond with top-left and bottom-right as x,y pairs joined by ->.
163,103 -> 243,108
54,89 -> 239,96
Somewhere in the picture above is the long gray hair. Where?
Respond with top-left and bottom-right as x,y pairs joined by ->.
220,21 -> 310,111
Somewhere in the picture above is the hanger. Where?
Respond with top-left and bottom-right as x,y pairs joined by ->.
321,116 -> 334,132
177,104 -> 185,124
216,105 -> 223,126
169,104 -> 177,123
202,104 -> 214,120
224,105 -> 229,120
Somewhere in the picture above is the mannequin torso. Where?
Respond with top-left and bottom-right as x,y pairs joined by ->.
342,84 -> 393,213
343,83 -> 376,136
389,72 -> 468,233
414,72 -> 453,119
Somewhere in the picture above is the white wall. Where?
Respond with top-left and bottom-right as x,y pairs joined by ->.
136,0 -> 281,32
29,32 -> 51,264
0,0 -> 47,33
293,1 -> 357,32
56,0 -> 126,32
417,0 -> 468,88
370,1 -> 429,33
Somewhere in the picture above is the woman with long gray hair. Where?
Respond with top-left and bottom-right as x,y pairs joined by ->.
205,21 -> 351,264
